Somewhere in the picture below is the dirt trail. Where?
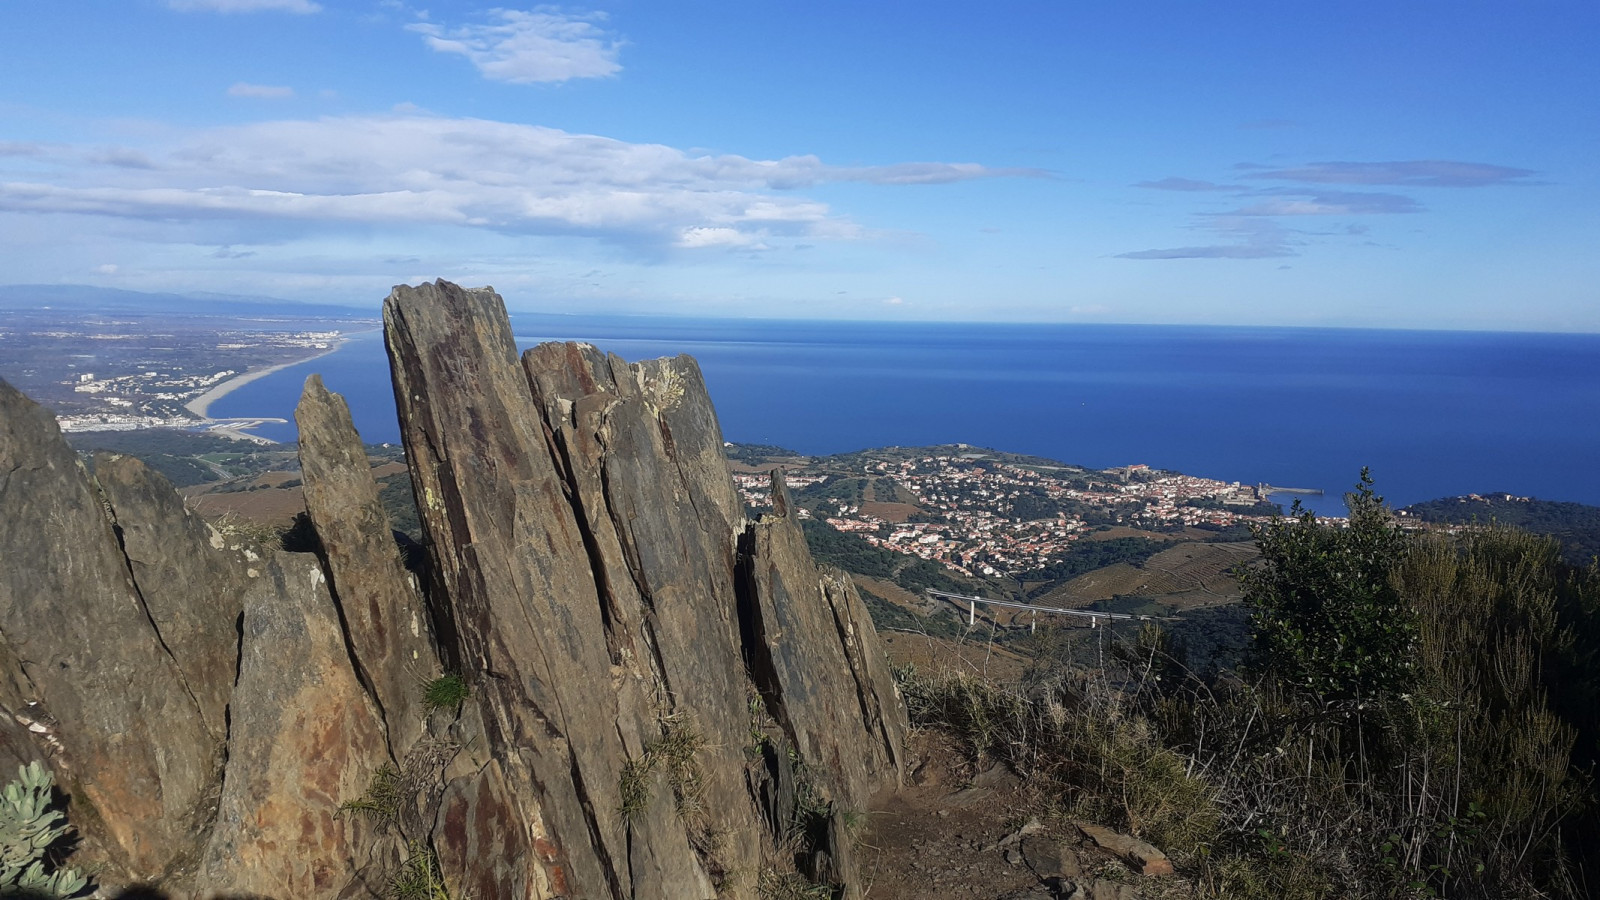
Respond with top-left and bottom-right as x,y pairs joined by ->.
860,732 -> 1192,899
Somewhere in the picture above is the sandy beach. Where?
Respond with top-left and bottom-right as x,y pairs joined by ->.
184,343 -> 343,419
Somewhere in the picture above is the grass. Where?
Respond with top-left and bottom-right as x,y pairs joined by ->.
618,714 -> 707,824
390,841 -> 449,900
896,660 -> 1218,854
421,674 -> 469,711
340,763 -> 404,821
208,510 -> 285,548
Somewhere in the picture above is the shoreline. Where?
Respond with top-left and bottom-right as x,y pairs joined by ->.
184,343 -> 344,419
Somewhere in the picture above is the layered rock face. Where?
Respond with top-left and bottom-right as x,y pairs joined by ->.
0,279 -> 906,899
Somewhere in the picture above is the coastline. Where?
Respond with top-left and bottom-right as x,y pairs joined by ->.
184,343 -> 344,419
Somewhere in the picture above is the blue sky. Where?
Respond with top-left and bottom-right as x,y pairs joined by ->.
2,1 -> 1596,329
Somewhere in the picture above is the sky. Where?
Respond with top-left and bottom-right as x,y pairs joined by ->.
1,1 -> 1597,330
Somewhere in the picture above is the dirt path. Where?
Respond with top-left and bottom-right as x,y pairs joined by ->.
860,733 -> 1193,899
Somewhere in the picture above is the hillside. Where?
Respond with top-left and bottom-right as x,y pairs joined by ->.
1401,493 -> 1600,566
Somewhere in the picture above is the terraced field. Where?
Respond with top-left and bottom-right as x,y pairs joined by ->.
1035,540 -> 1257,611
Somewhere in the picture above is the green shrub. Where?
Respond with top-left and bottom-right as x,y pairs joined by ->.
421,675 -> 469,711
340,763 -> 404,821
1244,469 -> 1416,703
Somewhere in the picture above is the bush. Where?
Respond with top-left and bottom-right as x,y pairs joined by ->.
421,674 -> 469,711
900,502 -> 1600,898
1244,469 -> 1416,703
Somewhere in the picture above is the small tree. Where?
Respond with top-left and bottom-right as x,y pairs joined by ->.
1245,469 -> 1415,703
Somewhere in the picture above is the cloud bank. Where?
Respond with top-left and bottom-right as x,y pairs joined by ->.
1250,160 -> 1536,188
0,114 -> 1031,252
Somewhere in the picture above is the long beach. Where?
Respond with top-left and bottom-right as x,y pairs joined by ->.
184,343 -> 344,419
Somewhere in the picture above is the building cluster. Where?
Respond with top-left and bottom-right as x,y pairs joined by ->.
49,331 -> 342,432
733,452 -> 1281,579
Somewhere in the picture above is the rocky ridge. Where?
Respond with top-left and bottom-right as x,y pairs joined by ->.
0,279 -> 907,898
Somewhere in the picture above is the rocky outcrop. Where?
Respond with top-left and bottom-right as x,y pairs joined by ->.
94,452 -> 252,741
742,473 -> 907,808
386,283 -> 648,897
200,551 -> 390,899
0,380 -> 222,883
297,373 -> 440,750
0,277 -> 907,899
384,280 -> 908,898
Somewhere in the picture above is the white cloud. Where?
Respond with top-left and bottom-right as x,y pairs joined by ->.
228,83 -> 296,99
883,296 -> 905,305
408,9 -> 622,84
0,114 -> 1024,252
677,226 -> 761,249
168,0 -> 320,13
94,264 -> 119,274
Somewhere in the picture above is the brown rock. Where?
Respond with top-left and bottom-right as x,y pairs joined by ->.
1021,834 -> 1083,880
387,282 -> 909,896
1078,823 -> 1175,877
740,470 -> 907,811
384,281 -> 637,896
94,451 -> 248,741
525,341 -> 766,881
296,373 -> 439,751
433,759 -> 552,899
0,378 -> 220,882
201,551 -> 390,899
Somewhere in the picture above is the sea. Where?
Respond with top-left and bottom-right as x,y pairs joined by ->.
210,317 -> 1600,517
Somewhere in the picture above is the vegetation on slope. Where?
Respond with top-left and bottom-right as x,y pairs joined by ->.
1023,536 -> 1174,594
1403,493 -> 1600,567
899,471 -> 1600,899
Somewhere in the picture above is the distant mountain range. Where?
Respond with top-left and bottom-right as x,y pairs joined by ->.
0,283 -> 375,320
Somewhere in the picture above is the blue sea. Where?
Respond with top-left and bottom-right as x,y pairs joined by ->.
210,317 -> 1600,517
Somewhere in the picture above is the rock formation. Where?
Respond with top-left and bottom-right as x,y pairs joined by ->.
296,373 -> 440,751
0,380 -> 222,883
0,278 -> 907,899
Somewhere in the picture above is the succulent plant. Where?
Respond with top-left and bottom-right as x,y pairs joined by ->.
0,761 -> 87,898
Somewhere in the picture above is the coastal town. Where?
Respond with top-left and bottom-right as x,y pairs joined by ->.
52,329 -> 343,434
732,447 -> 1283,580
0,297 -> 361,437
